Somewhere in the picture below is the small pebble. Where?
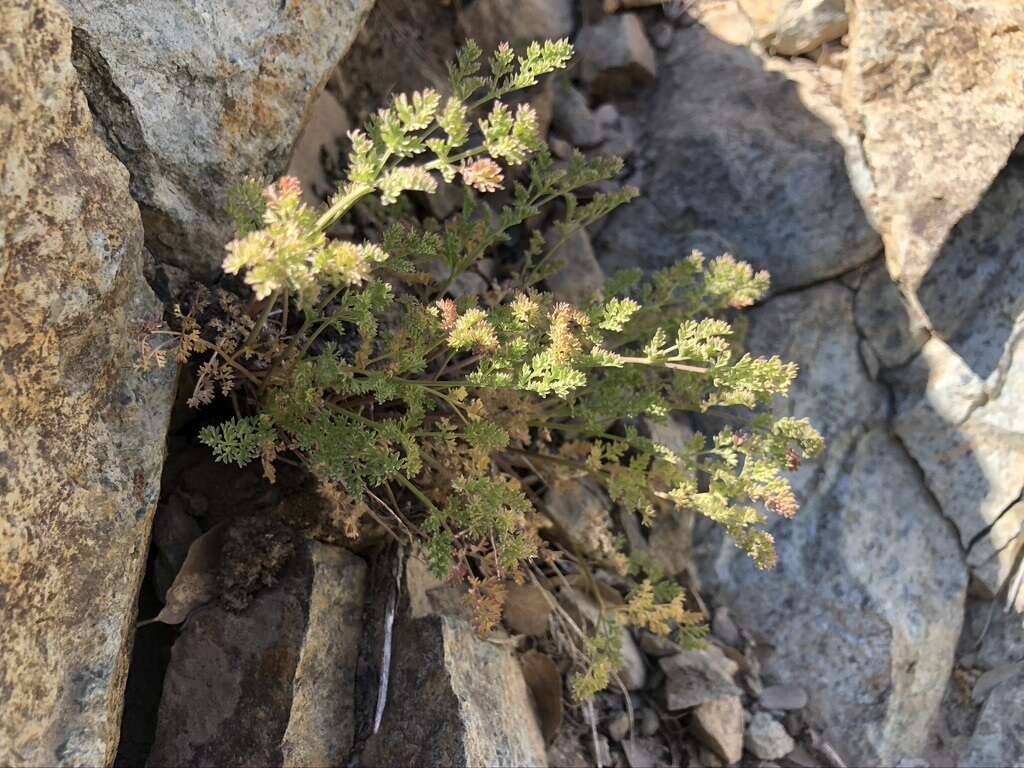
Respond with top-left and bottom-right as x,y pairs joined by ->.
712,606 -> 741,647
607,711 -> 631,742
651,20 -> 674,49
549,135 -> 573,159
594,103 -> 621,130
745,712 -> 795,761
758,684 -> 808,711
639,707 -> 660,736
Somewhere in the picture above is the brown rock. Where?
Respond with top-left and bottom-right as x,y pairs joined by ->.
740,0 -> 847,55
0,2 -> 177,764
842,0 -> 1024,299
503,583 -> 555,637
520,650 -> 563,744
692,696 -> 744,765
698,1 -> 755,47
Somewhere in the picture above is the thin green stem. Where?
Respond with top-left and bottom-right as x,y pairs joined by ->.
244,292 -> 278,348
316,183 -> 375,231
618,356 -> 708,375
392,473 -> 441,514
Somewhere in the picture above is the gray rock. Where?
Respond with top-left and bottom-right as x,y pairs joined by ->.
854,262 -> 928,370
745,712 -> 795,760
705,426 -> 967,764
576,14 -> 657,98
639,631 -> 680,658
915,161 -> 1024,344
0,3 -> 177,764
891,203 -> 1024,596
599,125 -> 639,161
960,670 -> 1024,768
896,342 -> 1024,597
651,21 -> 674,50
590,733 -> 613,767
967,602 -> 1024,672
422,181 -> 465,220
660,648 -> 741,711
692,696 -> 745,765
758,684 -> 808,711
148,542 -> 366,767
619,635 -> 650,692
595,24 -> 879,292
712,606 -> 741,648
364,614 -> 547,766
544,228 -> 606,306
744,283 -> 887,484
281,545 -> 368,768
594,103 -> 621,131
842,0 -> 1024,297
64,0 -> 374,275
552,84 -> 605,148
452,270 -> 489,298
767,0 -> 848,55
460,0 -> 574,57
700,284 -> 967,765
972,663 -> 1024,704
623,737 -> 664,768
640,707 -> 661,736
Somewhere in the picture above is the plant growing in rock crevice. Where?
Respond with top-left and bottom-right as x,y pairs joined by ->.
144,39 -> 822,699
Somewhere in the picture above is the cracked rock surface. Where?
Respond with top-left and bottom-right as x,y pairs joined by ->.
699,286 -> 966,764
0,1 -> 177,764
63,0 -> 375,276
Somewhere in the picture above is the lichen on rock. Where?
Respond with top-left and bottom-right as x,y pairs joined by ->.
0,1 -> 177,764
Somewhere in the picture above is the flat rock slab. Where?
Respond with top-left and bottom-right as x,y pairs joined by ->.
891,162 -> 1024,596
147,542 -> 366,767
701,283 -> 967,765
363,612 -> 547,767
0,2 -> 177,764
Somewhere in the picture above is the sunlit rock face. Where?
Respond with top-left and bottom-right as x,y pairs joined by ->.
0,1 -> 177,764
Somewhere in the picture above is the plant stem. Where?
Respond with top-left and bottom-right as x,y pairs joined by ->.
618,356 -> 708,374
244,292 -> 278,348
316,183 -> 374,231
393,473 -> 441,514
